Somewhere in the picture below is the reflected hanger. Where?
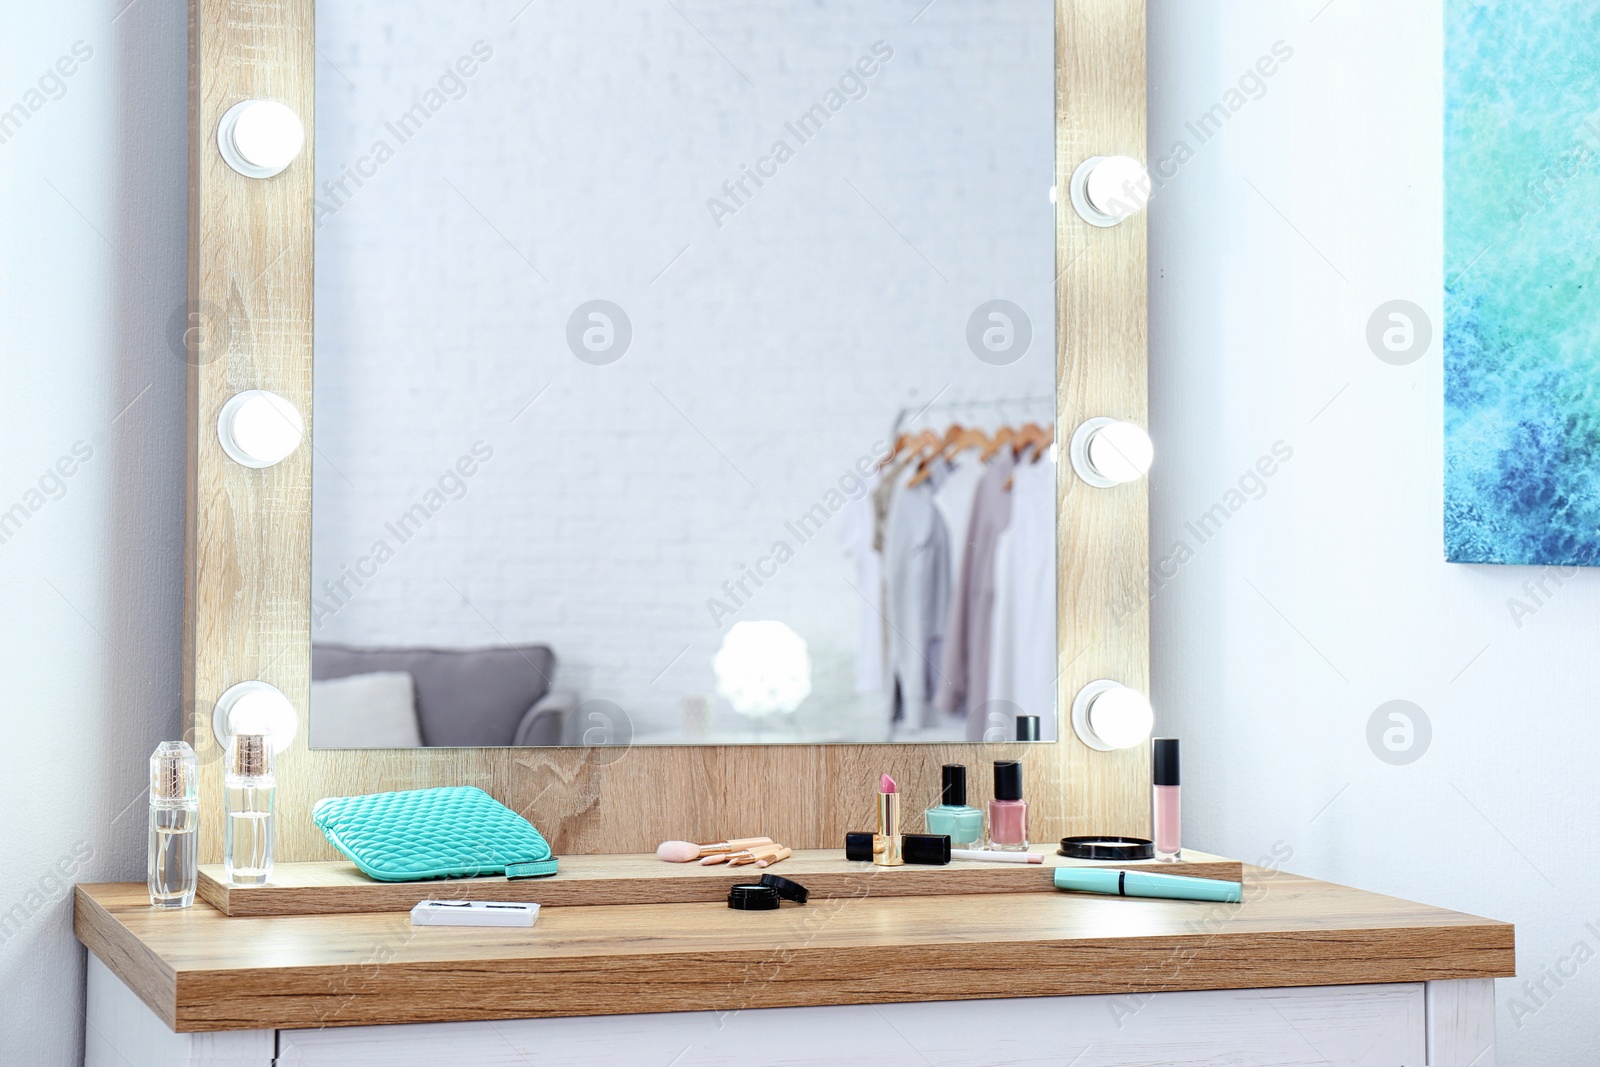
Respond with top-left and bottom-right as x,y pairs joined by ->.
906,425 -> 964,489
880,431 -> 916,470
1031,424 -> 1054,464
980,425 -> 1016,462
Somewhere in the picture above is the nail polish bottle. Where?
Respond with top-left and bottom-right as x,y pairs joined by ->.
988,760 -> 1028,851
1152,738 -> 1181,861
925,764 -> 984,851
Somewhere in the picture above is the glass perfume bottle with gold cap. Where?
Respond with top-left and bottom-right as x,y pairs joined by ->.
224,732 -> 275,886
148,741 -> 199,908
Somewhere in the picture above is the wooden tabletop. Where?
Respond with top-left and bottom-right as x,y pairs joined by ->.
76,868 -> 1513,1033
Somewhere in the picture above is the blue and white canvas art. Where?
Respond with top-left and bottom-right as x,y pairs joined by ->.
1445,0 -> 1600,565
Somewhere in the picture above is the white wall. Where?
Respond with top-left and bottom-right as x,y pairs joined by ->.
0,0 -> 187,1064
1149,1 -> 1599,1063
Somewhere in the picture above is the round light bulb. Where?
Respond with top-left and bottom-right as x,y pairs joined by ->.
1088,687 -> 1154,750
1070,417 -> 1154,488
1086,421 -> 1154,484
1069,155 -> 1151,227
217,100 -> 304,178
218,390 -> 303,468
212,680 -> 298,753
1085,156 -> 1150,218
1071,679 -> 1156,752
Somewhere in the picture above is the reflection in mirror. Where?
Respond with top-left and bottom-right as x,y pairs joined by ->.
310,0 -> 1058,747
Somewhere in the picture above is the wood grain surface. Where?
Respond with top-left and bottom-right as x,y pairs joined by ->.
196,850 -> 1242,916
185,0 -> 1153,864
77,869 -> 1513,1033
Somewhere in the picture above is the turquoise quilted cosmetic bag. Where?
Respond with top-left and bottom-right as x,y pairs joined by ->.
312,786 -> 558,882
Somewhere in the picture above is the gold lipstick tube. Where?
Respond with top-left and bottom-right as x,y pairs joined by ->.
874,791 -> 904,866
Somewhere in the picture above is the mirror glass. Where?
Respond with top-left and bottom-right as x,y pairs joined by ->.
310,0 -> 1059,747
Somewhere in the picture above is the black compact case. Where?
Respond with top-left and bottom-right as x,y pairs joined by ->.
1058,835 -> 1155,861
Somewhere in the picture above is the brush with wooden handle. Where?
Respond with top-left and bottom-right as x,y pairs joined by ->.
726,843 -> 787,867
753,846 -> 792,869
656,837 -> 773,862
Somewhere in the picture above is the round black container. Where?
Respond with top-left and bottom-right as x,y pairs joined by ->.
727,884 -> 781,910
1058,835 -> 1155,861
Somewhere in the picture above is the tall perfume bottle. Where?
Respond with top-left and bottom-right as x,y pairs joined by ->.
148,741 -> 199,908
925,764 -> 984,851
224,732 -> 275,886
1152,738 -> 1181,861
988,760 -> 1028,851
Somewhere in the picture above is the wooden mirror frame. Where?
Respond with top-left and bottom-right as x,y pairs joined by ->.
184,0 -> 1149,863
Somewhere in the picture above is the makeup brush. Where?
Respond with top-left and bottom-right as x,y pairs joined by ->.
656,837 -> 773,862
658,837 -> 773,862
754,846 -> 792,869
727,843 -> 786,867
703,841 -> 778,866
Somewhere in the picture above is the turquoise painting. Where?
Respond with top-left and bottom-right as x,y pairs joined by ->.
1445,0 -> 1600,565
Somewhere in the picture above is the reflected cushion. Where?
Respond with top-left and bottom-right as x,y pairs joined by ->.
312,643 -> 556,747
309,670 -> 422,749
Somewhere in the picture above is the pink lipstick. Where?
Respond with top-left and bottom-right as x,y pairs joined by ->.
874,773 -> 904,866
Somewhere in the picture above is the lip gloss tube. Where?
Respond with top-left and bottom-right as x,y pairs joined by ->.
1152,738 -> 1180,861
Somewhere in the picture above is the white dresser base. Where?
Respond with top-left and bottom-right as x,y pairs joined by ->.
86,955 -> 1495,1067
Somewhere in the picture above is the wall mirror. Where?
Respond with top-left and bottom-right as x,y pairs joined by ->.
185,0 -> 1146,860
309,0 -> 1060,748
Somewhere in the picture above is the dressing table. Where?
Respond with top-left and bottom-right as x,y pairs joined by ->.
79,856 -> 1509,1066
79,0 -> 1513,1063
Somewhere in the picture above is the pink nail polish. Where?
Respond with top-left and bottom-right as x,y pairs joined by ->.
1152,738 -> 1180,861
988,760 -> 1028,851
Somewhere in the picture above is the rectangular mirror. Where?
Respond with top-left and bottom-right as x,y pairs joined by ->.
309,0 -> 1060,747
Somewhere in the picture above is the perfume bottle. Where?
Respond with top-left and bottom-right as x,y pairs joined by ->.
925,764 -> 984,851
148,741 -> 199,908
1152,738 -> 1181,861
988,759 -> 1028,851
224,732 -> 275,886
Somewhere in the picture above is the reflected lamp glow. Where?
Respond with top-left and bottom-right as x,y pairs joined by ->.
713,621 -> 812,718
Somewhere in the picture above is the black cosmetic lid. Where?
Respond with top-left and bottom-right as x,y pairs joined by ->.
1153,738 -> 1180,786
758,873 -> 809,904
728,884 -> 780,910
904,833 -> 951,865
994,759 -> 1023,801
941,764 -> 968,807
845,830 -> 951,865
1016,715 -> 1041,741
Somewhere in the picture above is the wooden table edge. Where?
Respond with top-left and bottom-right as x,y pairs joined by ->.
74,886 -> 180,1029
78,876 -> 1516,1034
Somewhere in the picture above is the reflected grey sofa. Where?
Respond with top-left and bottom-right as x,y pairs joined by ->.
311,643 -> 578,747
